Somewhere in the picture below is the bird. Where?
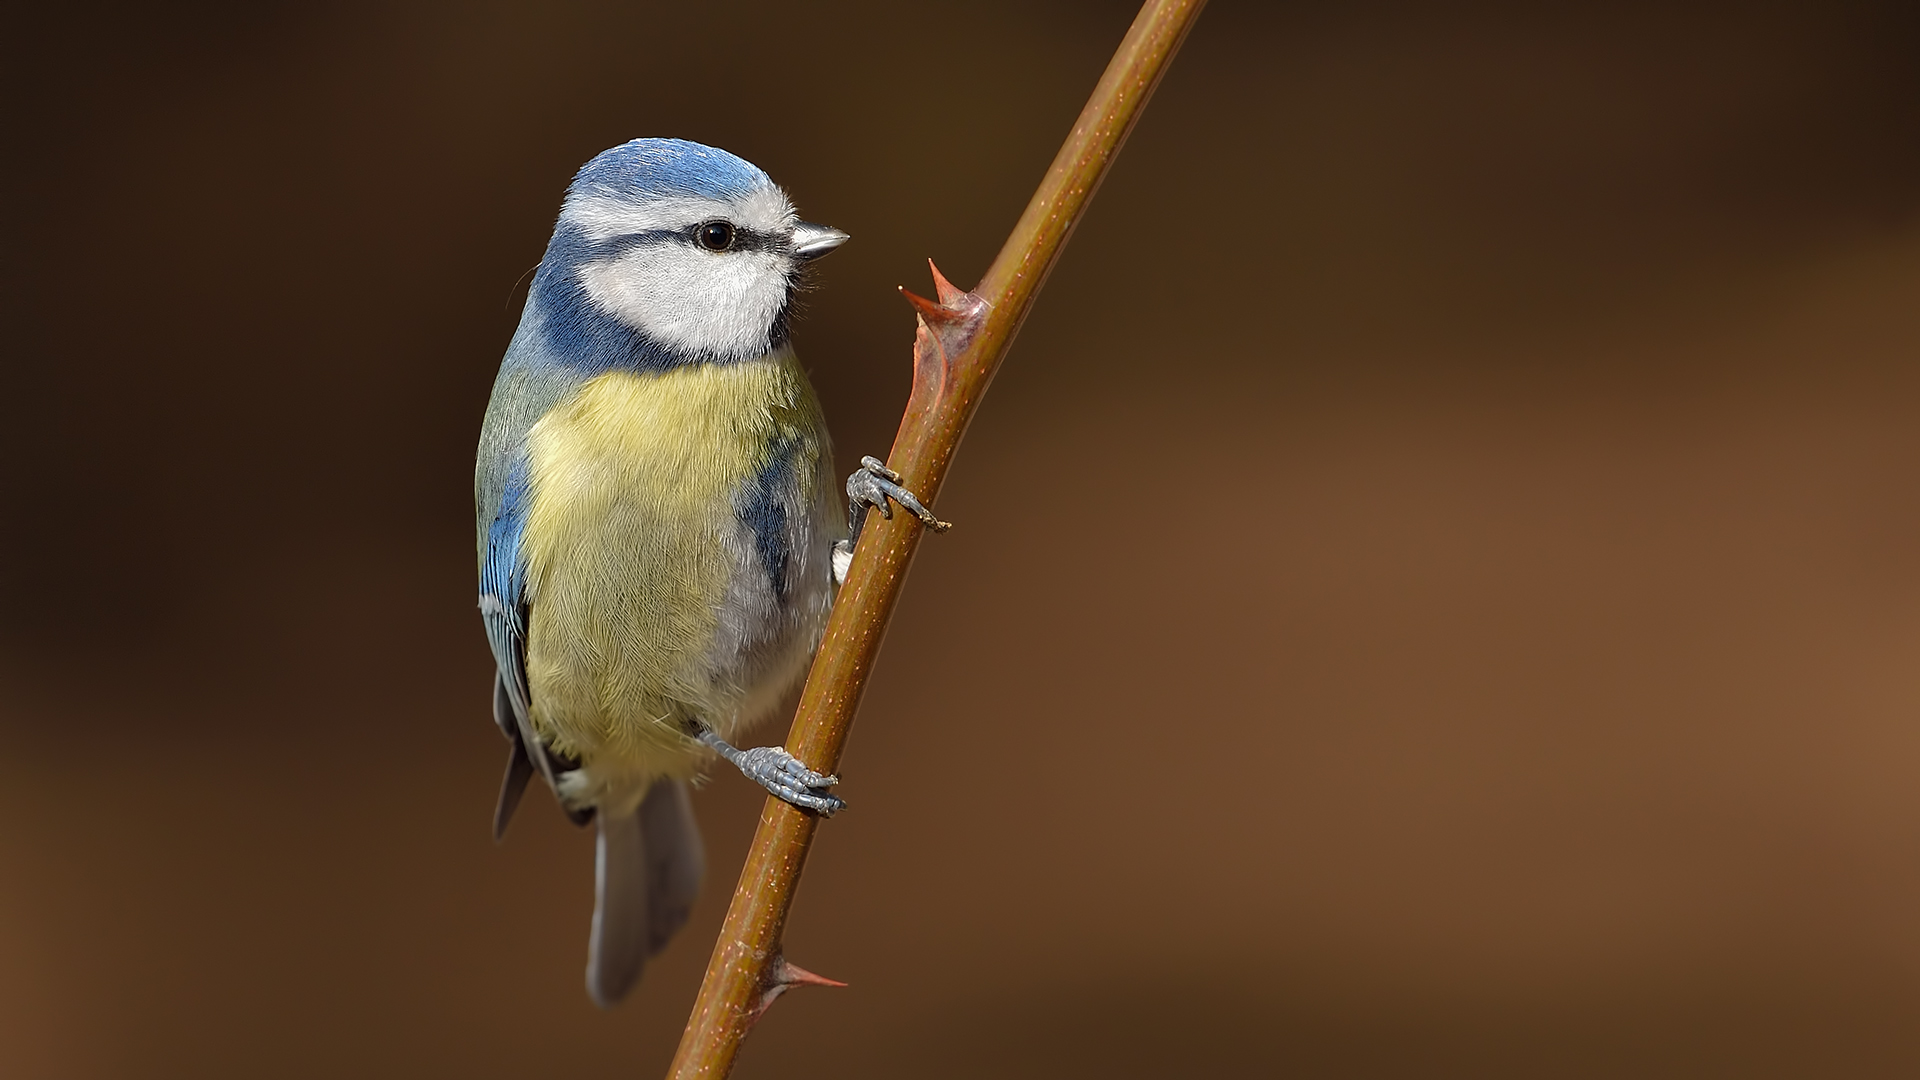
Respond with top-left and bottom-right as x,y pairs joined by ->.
474,137 -> 946,1007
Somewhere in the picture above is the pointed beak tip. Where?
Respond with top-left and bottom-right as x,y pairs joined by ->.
792,221 -> 851,261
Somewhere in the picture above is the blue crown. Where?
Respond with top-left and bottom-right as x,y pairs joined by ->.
568,138 -> 772,203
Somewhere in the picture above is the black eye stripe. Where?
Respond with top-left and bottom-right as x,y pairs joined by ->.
584,225 -> 789,258
686,222 -> 783,254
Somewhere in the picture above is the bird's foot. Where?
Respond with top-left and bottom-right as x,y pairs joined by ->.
839,456 -> 950,584
848,456 -> 951,534
695,727 -> 846,815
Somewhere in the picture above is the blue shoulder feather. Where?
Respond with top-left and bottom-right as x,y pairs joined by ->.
738,436 -> 801,606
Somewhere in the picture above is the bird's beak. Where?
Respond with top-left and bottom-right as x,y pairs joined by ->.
791,221 -> 850,261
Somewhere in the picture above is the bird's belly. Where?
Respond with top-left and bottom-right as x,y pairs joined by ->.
518,352 -> 835,785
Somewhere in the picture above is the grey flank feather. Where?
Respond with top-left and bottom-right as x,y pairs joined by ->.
586,780 -> 705,1007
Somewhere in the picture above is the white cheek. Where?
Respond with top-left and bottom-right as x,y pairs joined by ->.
577,247 -> 791,361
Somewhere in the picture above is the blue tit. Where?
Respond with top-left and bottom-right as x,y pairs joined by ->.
475,138 -> 943,1007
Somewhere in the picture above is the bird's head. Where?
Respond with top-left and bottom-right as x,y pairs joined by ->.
534,138 -> 848,367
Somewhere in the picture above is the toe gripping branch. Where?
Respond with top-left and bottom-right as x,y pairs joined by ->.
845,456 -> 951,548
696,726 -> 846,816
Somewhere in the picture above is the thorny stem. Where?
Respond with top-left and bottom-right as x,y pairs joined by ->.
665,2 -> 1207,1076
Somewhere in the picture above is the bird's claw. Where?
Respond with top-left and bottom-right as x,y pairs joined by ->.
735,746 -> 846,816
696,727 -> 845,816
846,455 -> 950,547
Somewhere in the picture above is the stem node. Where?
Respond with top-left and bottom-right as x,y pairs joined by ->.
747,954 -> 849,1028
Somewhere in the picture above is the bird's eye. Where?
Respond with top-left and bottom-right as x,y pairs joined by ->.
696,221 -> 736,252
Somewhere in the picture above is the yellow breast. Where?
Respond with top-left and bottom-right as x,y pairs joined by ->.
517,347 -> 827,774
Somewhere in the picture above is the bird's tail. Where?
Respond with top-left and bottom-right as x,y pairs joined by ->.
586,779 -> 704,1007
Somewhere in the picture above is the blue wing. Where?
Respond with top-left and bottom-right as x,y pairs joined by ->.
480,455 -> 533,736
480,453 -> 588,834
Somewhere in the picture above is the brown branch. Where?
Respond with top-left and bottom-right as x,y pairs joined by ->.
665,2 -> 1208,1075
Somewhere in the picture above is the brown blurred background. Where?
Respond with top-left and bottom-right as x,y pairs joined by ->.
5,0 -> 1920,1076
